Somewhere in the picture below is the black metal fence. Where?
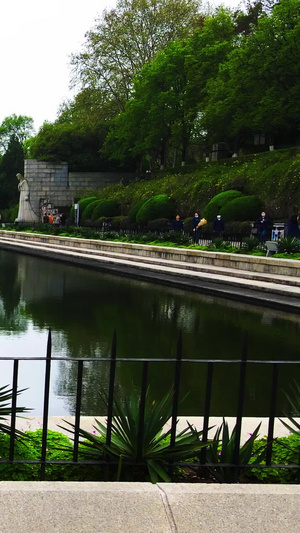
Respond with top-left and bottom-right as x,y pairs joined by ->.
3,330 -> 300,482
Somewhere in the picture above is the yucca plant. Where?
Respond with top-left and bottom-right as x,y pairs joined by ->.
201,418 -> 263,483
280,380 -> 300,434
61,388 -> 207,483
277,237 -> 300,254
0,384 -> 30,437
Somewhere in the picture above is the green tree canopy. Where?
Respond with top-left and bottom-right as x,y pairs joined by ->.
203,0 -> 300,150
0,114 -> 34,154
71,0 -> 201,110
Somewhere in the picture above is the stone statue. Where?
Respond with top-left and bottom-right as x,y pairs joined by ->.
15,173 -> 39,223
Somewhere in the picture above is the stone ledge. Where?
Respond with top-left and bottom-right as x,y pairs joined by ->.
0,482 -> 299,532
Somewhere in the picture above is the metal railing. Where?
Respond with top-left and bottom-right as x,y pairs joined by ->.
3,330 -> 300,482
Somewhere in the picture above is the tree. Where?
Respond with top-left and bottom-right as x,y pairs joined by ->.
71,0 -> 201,110
28,121 -> 113,171
104,9 -> 236,168
0,114 -> 34,153
0,135 -> 24,208
203,0 -> 300,150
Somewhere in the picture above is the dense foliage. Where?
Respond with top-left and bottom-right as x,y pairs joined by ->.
26,0 -> 300,175
203,190 -> 243,221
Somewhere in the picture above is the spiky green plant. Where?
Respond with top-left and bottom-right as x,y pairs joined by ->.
61,389 -> 207,483
277,237 -> 300,254
280,380 -> 300,434
202,418 -> 263,482
0,384 -> 30,437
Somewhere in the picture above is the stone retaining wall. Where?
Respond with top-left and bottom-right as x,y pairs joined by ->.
1,230 -> 300,277
23,160 -> 136,216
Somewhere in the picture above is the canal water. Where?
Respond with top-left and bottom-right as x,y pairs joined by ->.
0,249 -> 300,417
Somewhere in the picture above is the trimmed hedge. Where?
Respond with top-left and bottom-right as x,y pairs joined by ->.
203,190 -> 243,221
220,195 -> 262,221
69,196 -> 97,222
128,199 -> 147,222
136,194 -> 174,225
147,218 -> 170,231
81,200 -> 99,221
91,199 -> 120,220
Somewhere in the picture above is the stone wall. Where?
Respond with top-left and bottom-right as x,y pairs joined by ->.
24,160 -> 136,217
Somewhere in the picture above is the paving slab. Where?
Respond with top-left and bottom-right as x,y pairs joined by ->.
0,482 -> 171,533
161,483 -> 300,533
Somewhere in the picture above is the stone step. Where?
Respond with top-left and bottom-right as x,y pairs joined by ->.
1,234 -> 300,288
1,236 -> 300,302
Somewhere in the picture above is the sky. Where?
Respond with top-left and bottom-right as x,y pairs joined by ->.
0,0 -> 241,133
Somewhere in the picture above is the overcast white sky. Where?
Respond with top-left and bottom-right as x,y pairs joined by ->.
0,0 -> 241,133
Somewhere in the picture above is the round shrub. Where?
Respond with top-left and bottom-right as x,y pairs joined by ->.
203,190 -> 243,221
81,200 -> 99,221
69,196 -> 97,221
91,199 -> 120,220
128,199 -> 148,222
220,196 -> 262,222
136,195 -> 174,225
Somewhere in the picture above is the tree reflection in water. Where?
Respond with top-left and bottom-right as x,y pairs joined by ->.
0,250 -> 300,416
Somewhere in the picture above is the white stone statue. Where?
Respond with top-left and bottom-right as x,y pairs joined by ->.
15,173 -> 39,223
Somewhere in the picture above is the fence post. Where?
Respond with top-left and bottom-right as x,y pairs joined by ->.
73,360 -> 84,462
232,336 -> 248,481
40,329 -> 52,481
266,363 -> 280,465
9,360 -> 19,461
137,361 -> 149,462
106,330 -> 117,447
200,362 -> 214,464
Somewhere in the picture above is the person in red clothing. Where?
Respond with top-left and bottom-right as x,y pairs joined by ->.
48,213 -> 53,224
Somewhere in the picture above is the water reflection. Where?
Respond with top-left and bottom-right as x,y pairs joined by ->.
0,250 -> 300,416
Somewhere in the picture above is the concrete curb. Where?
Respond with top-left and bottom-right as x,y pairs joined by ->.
0,482 -> 299,532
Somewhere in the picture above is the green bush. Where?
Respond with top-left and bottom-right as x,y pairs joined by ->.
81,200 -> 99,221
1,205 -> 19,223
136,194 -> 173,225
110,216 -> 131,230
249,433 -> 300,483
128,199 -> 147,222
224,220 -> 253,235
69,196 -> 97,221
220,196 -> 262,221
147,218 -> 170,231
91,199 -> 120,220
203,190 -> 243,221
241,237 -> 260,252
0,433 -> 39,481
